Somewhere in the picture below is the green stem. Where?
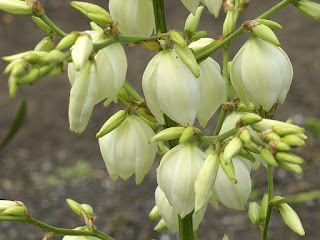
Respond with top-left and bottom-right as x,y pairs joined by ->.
262,164 -> 274,240
123,80 -> 144,102
178,214 -> 194,240
213,47 -> 230,136
194,0 -> 294,62
37,13 -> 67,38
0,216 -> 114,240
152,0 -> 168,34
202,127 -> 239,143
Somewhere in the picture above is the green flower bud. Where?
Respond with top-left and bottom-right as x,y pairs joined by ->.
190,31 -> 207,41
295,133 -> 308,141
56,32 -> 80,51
243,141 -> 259,154
279,203 -> 305,236
189,38 -> 215,52
0,200 -> 19,212
241,113 -> 262,125
49,64 -> 63,77
154,218 -> 168,232
149,205 -> 161,220
179,126 -> 195,143
275,152 -> 304,165
200,0 -> 223,18
2,51 -> 46,63
273,124 -> 305,136
10,60 -> 26,77
248,202 -> 261,225
71,1 -> 111,24
239,129 -> 251,144
155,186 -> 206,231
223,137 -> 243,164
230,37 -> 293,111
184,6 -> 204,35
264,132 -> 281,142
157,143 -> 206,218
86,12 -> 111,26
282,135 -> 305,147
251,24 -> 280,47
66,199 -> 82,216
279,161 -> 303,174
194,153 -> 219,213
81,204 -> 94,216
223,10 -> 237,35
0,0 -> 32,15
39,50 -> 65,64
99,114 -> 157,184
169,30 -> 186,47
158,141 -> 170,154
295,0 -> 320,22
273,140 -> 291,151
72,34 -> 93,71
31,16 -> 52,35
270,196 -> 285,206
257,19 -> 283,29
34,37 -> 55,52
96,110 -> 128,138
8,75 -> 18,98
219,153 -> 237,184
260,193 -> 269,220
174,43 -> 200,78
18,67 -> 40,84
109,0 -> 154,37
3,206 -> 26,216
142,49 -> 200,125
260,148 -> 279,167
149,127 -> 185,143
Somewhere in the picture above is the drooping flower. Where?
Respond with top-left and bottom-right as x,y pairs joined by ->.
109,0 -> 155,37
98,114 -> 157,184
142,49 -> 200,125
155,186 -> 206,231
230,37 -> 293,111
200,0 -> 223,18
157,143 -> 206,218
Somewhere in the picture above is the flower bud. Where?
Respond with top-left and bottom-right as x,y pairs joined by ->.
273,124 -> 305,136
39,50 -> 65,64
18,67 -> 40,84
56,32 -> 80,51
295,0 -> 320,22
190,31 -> 207,41
215,157 -> 251,210
72,34 -> 93,71
239,148 -> 255,162
96,110 -> 128,138
179,126 -> 195,143
270,196 -> 285,206
169,30 -> 186,47
251,24 -> 280,47
34,37 -> 55,52
230,37 -> 293,111
3,206 -> 26,216
275,152 -> 304,165
155,186 -> 206,231
154,218 -> 168,232
222,234 -> 229,240
149,127 -> 185,143
200,0 -> 223,18
174,43 -> 200,78
248,202 -> 261,225
184,6 -> 204,35
239,129 -> 251,144
219,153 -> 237,183
189,38 -> 215,52
223,10 -> 237,35
31,16 -> 52,35
81,204 -> 94,216
142,49 -> 200,125
260,148 -> 278,167
279,161 -> 303,174
90,22 -> 103,31
0,200 -> 20,212
282,134 -> 305,147
66,199 -> 82,216
241,113 -> 262,125
149,206 -> 161,220
0,0 -> 32,15
257,19 -> 282,29
223,137 -> 243,164
279,203 -> 305,236
99,114 -> 157,184
157,143 -> 206,218
194,152 -> 219,213
264,132 -> 281,142
109,0 -> 154,37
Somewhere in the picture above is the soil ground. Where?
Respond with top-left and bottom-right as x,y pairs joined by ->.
0,0 -> 320,240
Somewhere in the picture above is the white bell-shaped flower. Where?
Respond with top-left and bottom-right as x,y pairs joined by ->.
142,49 -> 200,125
109,0 -> 154,37
230,37 -> 293,111
181,0 -> 200,14
157,143 -> 206,218
99,114 -> 157,184
200,0 -> 223,18
214,157 -> 251,210
155,186 -> 206,231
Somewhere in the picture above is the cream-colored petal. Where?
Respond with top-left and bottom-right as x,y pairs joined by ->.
181,0 -> 200,14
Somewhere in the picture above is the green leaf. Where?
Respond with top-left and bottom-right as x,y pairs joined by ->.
0,99 -> 27,148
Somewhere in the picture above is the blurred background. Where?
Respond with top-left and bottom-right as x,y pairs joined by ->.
0,0 -> 320,239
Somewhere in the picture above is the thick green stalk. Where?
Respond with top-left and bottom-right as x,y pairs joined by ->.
178,214 -> 194,240
152,0 -> 168,33
194,0 -> 294,62
262,165 -> 274,240
0,216 -> 114,240
203,127 -> 239,142
123,80 -> 144,102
